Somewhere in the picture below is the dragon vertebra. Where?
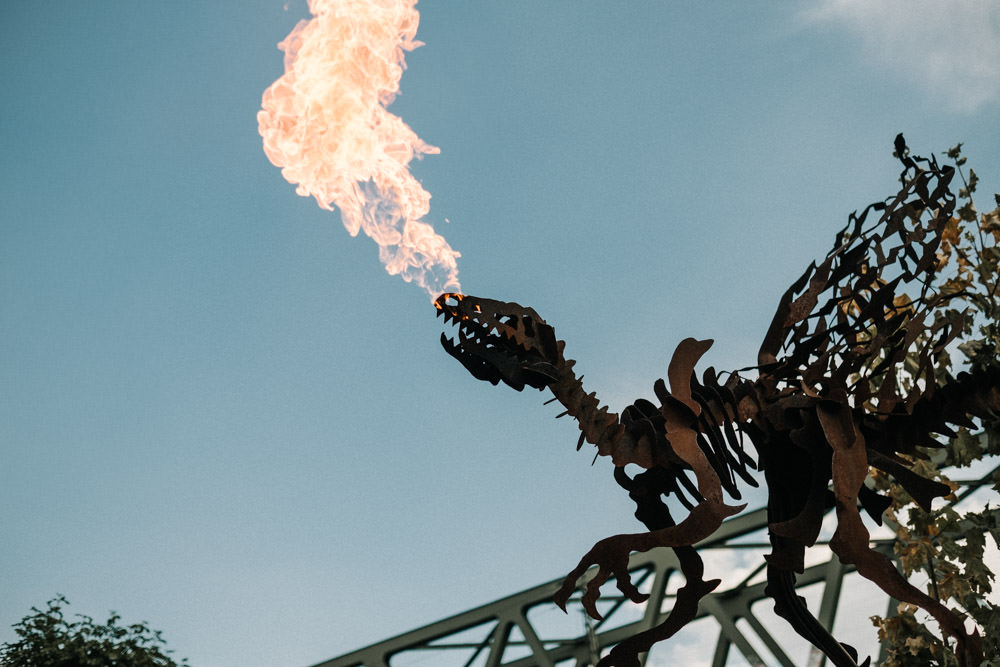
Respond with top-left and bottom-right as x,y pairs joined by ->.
436,139 -> 998,667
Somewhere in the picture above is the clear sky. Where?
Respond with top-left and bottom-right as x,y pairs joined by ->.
2,2 -> 999,666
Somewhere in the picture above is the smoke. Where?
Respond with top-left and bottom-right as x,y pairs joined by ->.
258,0 -> 461,298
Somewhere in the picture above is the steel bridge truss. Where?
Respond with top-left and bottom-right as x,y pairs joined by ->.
313,469 -> 996,667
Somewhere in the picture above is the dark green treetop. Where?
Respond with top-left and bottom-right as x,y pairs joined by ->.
0,596 -> 187,667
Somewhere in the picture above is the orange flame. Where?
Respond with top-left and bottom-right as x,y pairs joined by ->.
258,0 -> 460,299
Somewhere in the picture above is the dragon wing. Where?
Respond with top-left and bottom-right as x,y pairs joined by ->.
757,138 -> 963,417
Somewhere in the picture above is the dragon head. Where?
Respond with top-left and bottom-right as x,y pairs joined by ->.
435,293 -> 563,391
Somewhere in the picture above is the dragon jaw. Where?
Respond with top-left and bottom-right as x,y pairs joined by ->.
435,293 -> 563,391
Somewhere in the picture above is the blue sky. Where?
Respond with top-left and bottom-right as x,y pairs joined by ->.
2,2 -> 999,666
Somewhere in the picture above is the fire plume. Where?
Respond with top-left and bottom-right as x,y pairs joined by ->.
258,0 -> 460,298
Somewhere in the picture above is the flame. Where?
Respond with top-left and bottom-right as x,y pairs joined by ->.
258,0 -> 460,299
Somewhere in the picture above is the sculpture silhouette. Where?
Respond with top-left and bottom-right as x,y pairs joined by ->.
436,139 -> 997,667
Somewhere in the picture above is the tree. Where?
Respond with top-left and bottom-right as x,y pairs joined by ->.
871,143 -> 1000,666
0,596 -> 187,667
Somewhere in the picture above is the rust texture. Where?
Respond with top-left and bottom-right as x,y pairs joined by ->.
435,138 -> 998,667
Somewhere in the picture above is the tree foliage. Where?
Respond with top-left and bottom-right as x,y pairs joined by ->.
0,596 -> 187,667
871,143 -> 1000,666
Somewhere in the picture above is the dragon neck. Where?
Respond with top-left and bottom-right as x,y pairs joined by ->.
545,356 -> 678,468
546,357 -> 626,459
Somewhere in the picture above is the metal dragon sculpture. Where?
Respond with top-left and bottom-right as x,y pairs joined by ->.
435,138 -> 999,667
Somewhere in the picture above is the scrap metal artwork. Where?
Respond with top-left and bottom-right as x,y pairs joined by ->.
435,137 -> 1000,667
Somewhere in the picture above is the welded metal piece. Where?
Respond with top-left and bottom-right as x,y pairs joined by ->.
434,138 -> 999,667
